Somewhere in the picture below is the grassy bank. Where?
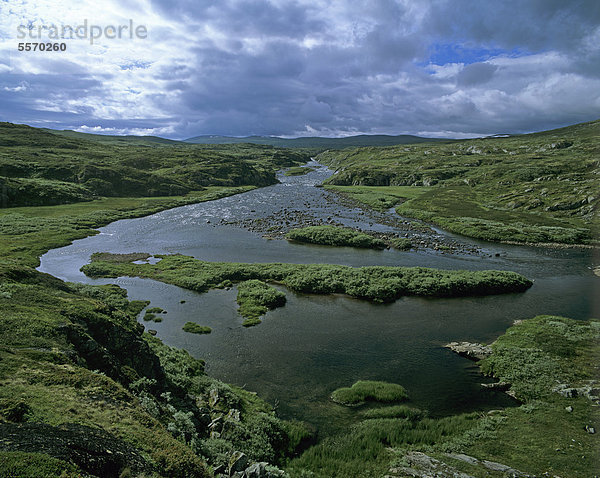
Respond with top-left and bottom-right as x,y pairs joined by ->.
287,315 -> 600,477
319,119 -> 599,245
81,253 -> 533,303
286,225 -> 386,249
0,187 -> 254,268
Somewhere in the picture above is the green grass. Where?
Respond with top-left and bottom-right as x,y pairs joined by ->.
0,451 -> 81,478
286,225 -> 386,249
331,381 -> 409,406
236,279 -> 287,326
324,185 -> 432,211
287,413 -> 481,477
182,322 -> 212,334
389,237 -> 412,250
284,166 -> 315,176
360,405 -> 425,420
462,316 -> 600,477
318,119 -> 599,244
81,253 -> 533,303
478,315 -> 600,401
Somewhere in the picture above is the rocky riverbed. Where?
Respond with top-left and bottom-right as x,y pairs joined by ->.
220,183 -> 484,256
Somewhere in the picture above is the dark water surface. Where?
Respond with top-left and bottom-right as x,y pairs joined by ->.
39,162 -> 598,435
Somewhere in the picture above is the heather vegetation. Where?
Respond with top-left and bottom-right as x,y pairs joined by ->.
320,120 -> 599,244
81,253 -> 533,302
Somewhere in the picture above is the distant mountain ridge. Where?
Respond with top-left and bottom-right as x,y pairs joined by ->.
40,128 -> 181,145
184,133 -> 452,148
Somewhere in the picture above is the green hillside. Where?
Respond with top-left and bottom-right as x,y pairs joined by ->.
0,122 -> 311,207
320,119 -> 599,244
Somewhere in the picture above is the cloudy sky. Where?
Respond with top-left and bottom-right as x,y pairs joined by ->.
1,0 -> 599,139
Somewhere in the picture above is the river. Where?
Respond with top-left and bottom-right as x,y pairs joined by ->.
38,162 -> 598,435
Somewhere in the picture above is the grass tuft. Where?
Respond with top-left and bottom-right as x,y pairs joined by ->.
331,380 -> 409,406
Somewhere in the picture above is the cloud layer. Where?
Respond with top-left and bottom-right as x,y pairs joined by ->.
1,0 -> 599,138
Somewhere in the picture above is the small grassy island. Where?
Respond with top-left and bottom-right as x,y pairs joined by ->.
331,381 -> 409,406
182,322 -> 212,334
237,279 -> 287,326
286,225 -> 387,249
81,252 -> 533,302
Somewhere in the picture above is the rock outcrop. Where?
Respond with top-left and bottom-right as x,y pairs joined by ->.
444,342 -> 492,361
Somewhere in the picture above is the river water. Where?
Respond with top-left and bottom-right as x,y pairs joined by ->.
38,162 -> 598,435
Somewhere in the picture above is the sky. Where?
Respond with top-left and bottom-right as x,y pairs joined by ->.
1,0 -> 599,139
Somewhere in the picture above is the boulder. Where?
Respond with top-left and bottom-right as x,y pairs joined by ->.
229,451 -> 248,475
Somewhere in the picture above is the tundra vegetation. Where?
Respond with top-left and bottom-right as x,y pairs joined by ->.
320,120 -> 599,244
0,122 -> 312,207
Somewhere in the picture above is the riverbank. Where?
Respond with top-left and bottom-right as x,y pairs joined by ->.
317,120 -> 599,246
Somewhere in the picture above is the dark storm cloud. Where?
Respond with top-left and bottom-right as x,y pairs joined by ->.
2,0 -> 599,137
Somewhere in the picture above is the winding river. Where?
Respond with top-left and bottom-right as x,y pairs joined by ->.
38,162 -> 598,435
